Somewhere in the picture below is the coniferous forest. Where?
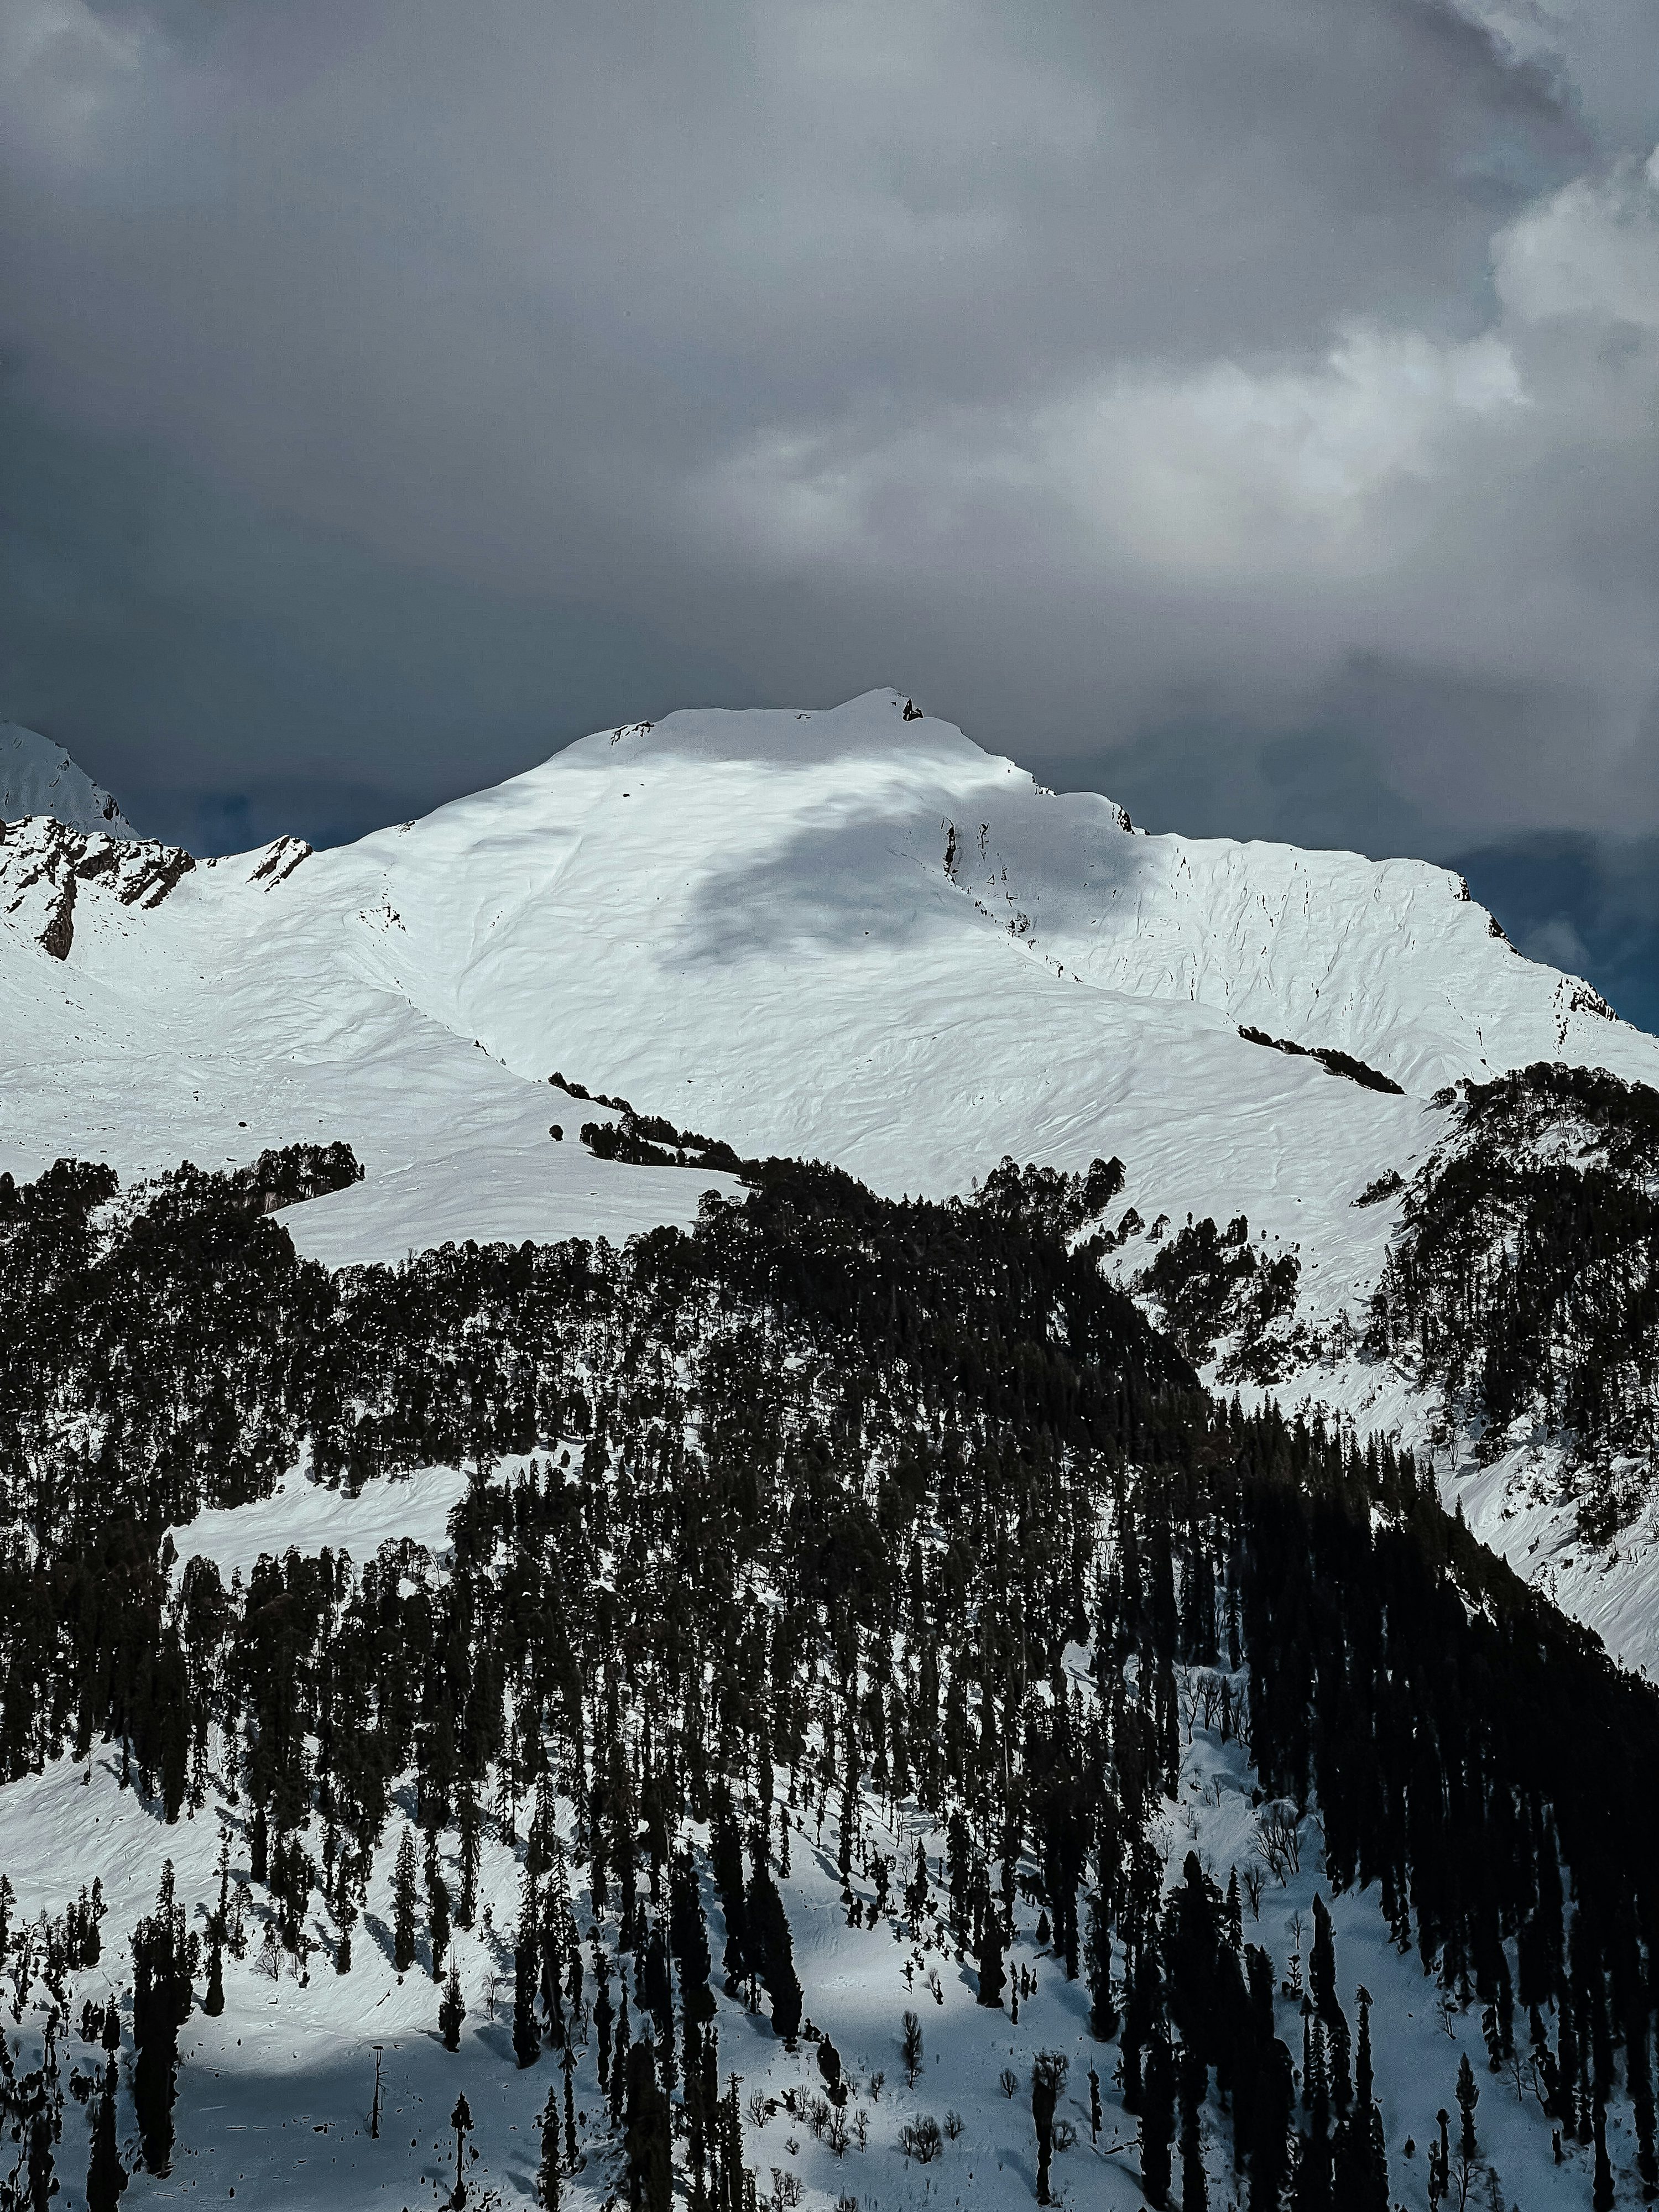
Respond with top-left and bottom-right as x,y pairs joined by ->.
3,1134 -> 1659,2207
1367,1063 -> 1659,1541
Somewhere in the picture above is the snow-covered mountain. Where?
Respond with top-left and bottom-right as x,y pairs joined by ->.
2,687 -> 1647,1253
0,721 -> 135,838
3,690 -> 1658,2212
4,688 -> 1651,1608
6,688 -> 1657,1637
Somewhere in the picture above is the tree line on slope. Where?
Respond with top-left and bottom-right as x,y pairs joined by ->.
0,1142 -> 1655,2205
1368,1062 -> 1659,1544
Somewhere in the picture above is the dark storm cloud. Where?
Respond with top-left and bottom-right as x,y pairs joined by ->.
0,378 -> 746,848
0,0 -> 1655,886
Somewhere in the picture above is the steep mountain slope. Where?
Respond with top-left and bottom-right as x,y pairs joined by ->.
0,722 -> 134,837
6,690 -> 1657,1656
2,690 -> 1649,1280
3,1143 -> 1655,2212
3,697 -> 1659,2212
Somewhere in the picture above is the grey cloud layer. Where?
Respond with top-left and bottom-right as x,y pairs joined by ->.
1,0 -> 1655,854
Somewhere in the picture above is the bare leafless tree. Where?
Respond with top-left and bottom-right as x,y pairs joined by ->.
1253,1799 -> 1303,1882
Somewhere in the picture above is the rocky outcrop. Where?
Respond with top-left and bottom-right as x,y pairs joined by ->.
38,873 -> 76,961
0,816 -> 197,960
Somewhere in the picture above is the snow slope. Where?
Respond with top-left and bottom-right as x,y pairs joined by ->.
3,690 -> 1657,1656
0,722 -> 134,836
2,689 -> 1650,1285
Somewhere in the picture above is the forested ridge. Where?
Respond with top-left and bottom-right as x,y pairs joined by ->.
1367,1062 -> 1659,1542
2,1139 -> 1658,2207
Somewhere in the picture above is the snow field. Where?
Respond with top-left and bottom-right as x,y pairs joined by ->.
163,1464 -> 476,1589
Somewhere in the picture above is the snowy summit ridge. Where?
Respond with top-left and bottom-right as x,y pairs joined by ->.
2,686 -> 1647,1255
0,720 -> 135,838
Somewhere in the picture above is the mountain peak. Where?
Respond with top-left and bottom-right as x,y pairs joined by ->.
0,722 -> 135,838
578,688 -> 989,773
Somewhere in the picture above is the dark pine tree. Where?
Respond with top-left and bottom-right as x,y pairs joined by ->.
978,1905 -> 1006,2008
26,2093 -> 54,2212
1593,2094 -> 1615,2212
1141,2031 -> 1176,2210
1085,1890 -> 1117,2038
743,1861 -> 802,2042
1032,2051 -> 1067,2206
1292,2021 -> 1332,2212
624,2042 -> 673,2212
1179,2041 -> 1209,2212
1455,2051 -> 1479,2163
515,1942 -> 541,2070
440,1965 -> 466,2052
131,1862 -> 189,2177
392,1827 -> 419,1975
536,2082 -> 562,2209
86,2059 -> 127,2212
450,2090 -> 472,2206
426,1831 -> 452,1980
202,1936 -> 225,2017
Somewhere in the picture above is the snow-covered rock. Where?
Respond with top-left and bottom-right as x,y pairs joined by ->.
0,721 -> 135,837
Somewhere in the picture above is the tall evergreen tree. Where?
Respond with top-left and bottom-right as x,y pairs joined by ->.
1455,2051 -> 1479,2163
743,1861 -> 802,2042
1292,2021 -> 1332,2212
515,1940 -> 542,2070
86,2058 -> 127,2212
25,2088 -> 54,2212
449,2090 -> 472,2207
1141,2031 -> 1176,2210
536,2083 -> 562,2209
624,2042 -> 673,2212
392,1827 -> 419,1975
1084,1890 -> 1117,2037
202,1934 -> 225,2017
440,1965 -> 466,2052
978,1904 -> 1006,2008
426,1831 -> 451,1980
1179,2042 -> 1208,2212
1593,2093 -> 1615,2212
131,1861 -> 189,2176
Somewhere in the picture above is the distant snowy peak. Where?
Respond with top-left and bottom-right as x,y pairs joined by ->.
0,722 -> 135,838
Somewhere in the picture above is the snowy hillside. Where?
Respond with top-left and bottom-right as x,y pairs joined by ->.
2,690 -> 1651,1275
4,693 -> 1659,2212
3,691 -> 1657,1657
3,1142 -> 1653,2212
0,723 -> 134,838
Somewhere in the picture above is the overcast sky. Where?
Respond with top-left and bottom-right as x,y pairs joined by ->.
3,1 -> 1657,1011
